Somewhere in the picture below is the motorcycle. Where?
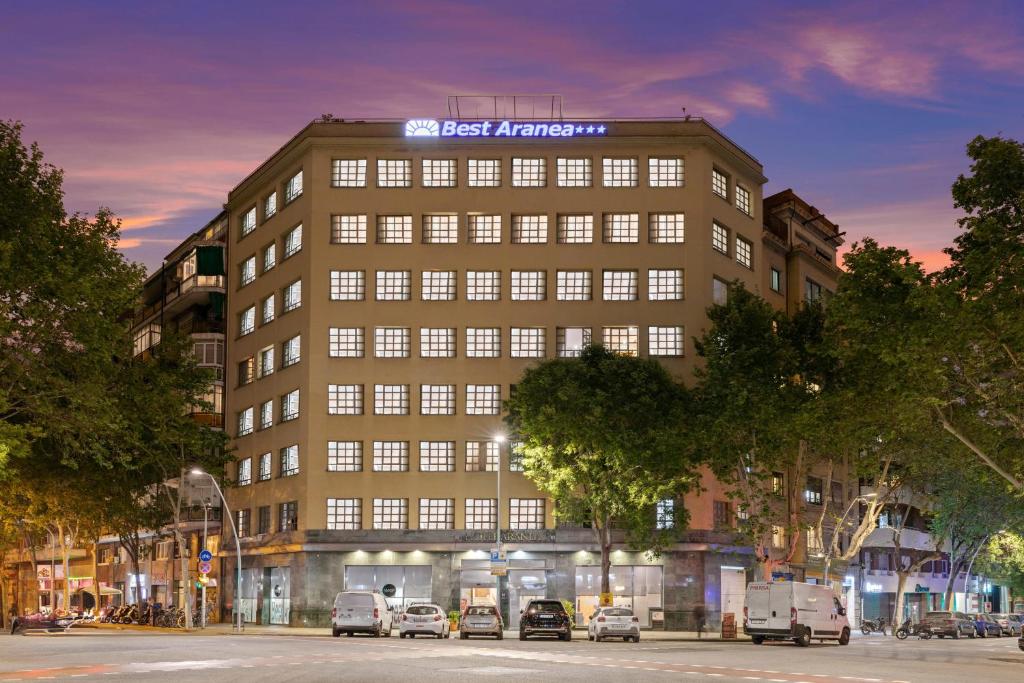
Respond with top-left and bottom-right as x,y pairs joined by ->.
861,616 -> 887,635
895,618 -> 932,640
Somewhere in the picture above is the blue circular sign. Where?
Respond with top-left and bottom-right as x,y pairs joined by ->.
199,549 -> 213,562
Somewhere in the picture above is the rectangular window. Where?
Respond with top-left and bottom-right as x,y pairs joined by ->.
556,327 -> 591,358
466,327 -> 500,358
466,441 -> 499,472
418,499 -> 454,530
807,527 -> 824,553
422,214 -> 458,244
330,270 -> 365,301
419,441 -> 455,472
328,441 -> 363,472
237,406 -> 253,436
282,279 -> 301,313
331,159 -> 367,187
603,270 -> 638,301
328,384 -> 363,415
602,326 -> 639,356
240,256 -> 256,287
468,159 -> 501,187
329,327 -> 364,358
237,458 -> 252,486
374,384 -> 409,415
556,157 -> 592,187
373,498 -> 408,529
376,270 -> 411,301
557,214 -> 593,244
712,221 -> 729,254
282,334 -> 301,367
372,441 -> 409,472
419,327 -> 456,358
285,170 -> 303,203
512,215 -> 548,244
805,477 -> 823,505
648,326 -> 684,357
772,472 -> 784,495
512,157 -> 546,187
510,499 -> 545,530
736,185 -> 752,215
712,168 -> 729,199
603,213 -> 639,243
648,269 -> 683,300
374,327 -> 411,358
465,384 -> 500,415
465,499 -> 497,530
264,192 -> 277,219
713,277 -> 729,305
421,270 -> 456,301
327,498 -> 361,530
602,157 -> 638,187
238,356 -> 255,386
377,159 -> 411,188
258,506 -> 271,535
511,327 -> 545,358
805,278 -> 823,302
331,215 -> 367,244
656,499 -> 674,529
713,500 -> 732,529
237,509 -> 251,537
376,215 -> 412,244
279,501 -> 298,531
509,441 -> 525,472
263,242 -> 276,272
241,207 -> 256,237
239,306 -> 255,336
259,399 -> 273,430
258,346 -> 275,378
280,389 -> 299,422
280,445 -> 299,477
649,213 -> 684,243
736,236 -> 753,269
261,294 -> 275,324
770,267 -> 783,293
466,271 -> 500,301
648,157 -> 683,187
422,159 -> 457,187
511,270 -> 546,300
467,214 -> 501,244
259,453 -> 271,481
419,384 -> 455,415
556,270 -> 592,301
283,224 -> 302,258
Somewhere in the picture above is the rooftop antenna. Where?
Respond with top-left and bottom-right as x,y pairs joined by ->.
682,106 -> 691,121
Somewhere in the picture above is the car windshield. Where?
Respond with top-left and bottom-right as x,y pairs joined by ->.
925,612 -> 951,618
530,601 -> 565,613
467,606 -> 496,616
602,608 -> 633,617
405,606 -> 438,616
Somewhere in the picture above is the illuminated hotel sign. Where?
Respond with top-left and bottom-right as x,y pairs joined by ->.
405,119 -> 607,138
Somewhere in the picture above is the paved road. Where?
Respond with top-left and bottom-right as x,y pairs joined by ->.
1,630 -> 1022,682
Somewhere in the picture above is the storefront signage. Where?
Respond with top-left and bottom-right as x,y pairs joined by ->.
865,582 -> 883,593
405,119 -> 607,138
381,583 -> 397,598
456,530 -> 554,544
914,584 -> 930,593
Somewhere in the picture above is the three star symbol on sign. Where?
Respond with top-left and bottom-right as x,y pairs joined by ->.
574,124 -> 607,135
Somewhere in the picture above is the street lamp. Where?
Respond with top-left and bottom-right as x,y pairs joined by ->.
190,469 -> 243,632
493,435 -> 506,553
823,493 -> 877,586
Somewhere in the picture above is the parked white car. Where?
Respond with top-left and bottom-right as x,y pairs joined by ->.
744,581 -> 850,646
332,591 -> 393,637
399,603 -> 450,639
587,607 -> 640,642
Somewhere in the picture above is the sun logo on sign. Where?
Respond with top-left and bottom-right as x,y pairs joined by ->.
405,119 -> 439,137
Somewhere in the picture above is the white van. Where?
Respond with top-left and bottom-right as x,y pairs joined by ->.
744,581 -> 850,646
332,591 -> 394,637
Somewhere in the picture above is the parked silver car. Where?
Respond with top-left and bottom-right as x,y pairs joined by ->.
992,613 -> 1022,636
460,604 -> 503,639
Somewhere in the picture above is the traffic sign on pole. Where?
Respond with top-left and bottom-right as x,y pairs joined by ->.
199,549 -> 213,563
198,561 -> 212,574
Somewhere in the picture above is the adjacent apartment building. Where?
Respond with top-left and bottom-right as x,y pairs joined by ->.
220,116 -> 844,628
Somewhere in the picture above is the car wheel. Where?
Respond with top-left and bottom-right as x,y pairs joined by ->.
795,627 -> 811,647
633,636 -> 640,643
460,631 -> 468,640
751,635 -> 765,645
497,632 -> 503,640
565,631 -> 572,642
839,628 -> 850,646
588,633 -> 594,641
332,627 -> 341,638
399,632 -> 406,638
519,632 -> 526,641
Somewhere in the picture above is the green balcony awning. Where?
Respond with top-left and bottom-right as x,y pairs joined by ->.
196,246 -> 224,276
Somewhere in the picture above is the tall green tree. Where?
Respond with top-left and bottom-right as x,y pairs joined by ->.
505,345 -> 694,595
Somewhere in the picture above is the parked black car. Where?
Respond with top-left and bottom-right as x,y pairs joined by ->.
921,611 -> 975,639
970,613 -> 1003,638
519,599 -> 572,641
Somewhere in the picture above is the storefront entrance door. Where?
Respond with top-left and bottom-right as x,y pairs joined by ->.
266,567 -> 290,625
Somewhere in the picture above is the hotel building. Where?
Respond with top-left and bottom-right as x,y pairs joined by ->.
221,116 -> 843,628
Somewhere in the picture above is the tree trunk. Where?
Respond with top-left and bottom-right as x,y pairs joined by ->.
594,519 -> 611,596
58,525 -> 72,614
893,572 -> 908,632
944,558 -> 964,610
175,528 -> 193,630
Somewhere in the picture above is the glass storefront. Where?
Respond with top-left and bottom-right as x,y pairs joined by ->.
238,568 -> 260,623
267,567 -> 290,625
344,565 -> 432,613
459,560 -> 496,613
508,566 -> 547,629
575,565 -> 663,627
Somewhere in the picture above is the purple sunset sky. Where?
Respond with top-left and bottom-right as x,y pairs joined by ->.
4,0 -> 1023,273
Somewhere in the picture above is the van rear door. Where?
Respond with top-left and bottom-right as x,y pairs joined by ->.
337,592 -> 375,627
768,583 -> 795,631
745,582 -> 772,630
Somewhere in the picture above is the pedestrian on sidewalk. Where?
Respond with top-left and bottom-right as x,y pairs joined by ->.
694,602 -> 706,639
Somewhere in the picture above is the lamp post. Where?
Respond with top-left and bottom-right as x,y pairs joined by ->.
494,435 -> 506,553
190,469 -> 243,632
823,493 -> 877,587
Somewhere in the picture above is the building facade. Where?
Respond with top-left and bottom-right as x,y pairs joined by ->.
220,116 -> 847,628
